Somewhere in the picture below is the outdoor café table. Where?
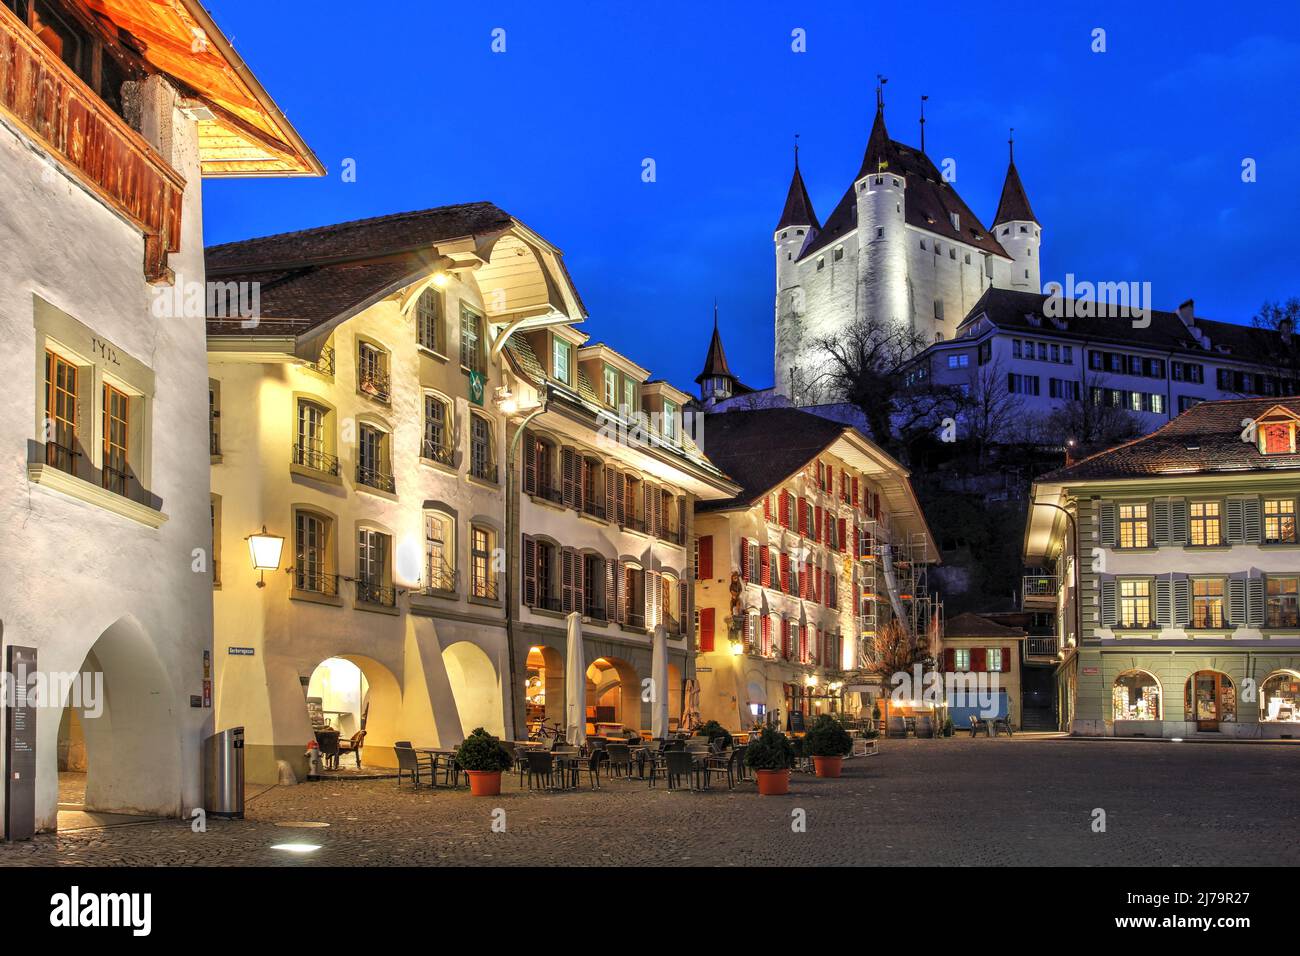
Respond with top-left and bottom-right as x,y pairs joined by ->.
551,749 -> 582,789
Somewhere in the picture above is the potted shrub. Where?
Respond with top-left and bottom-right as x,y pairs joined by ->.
695,719 -> 733,750
804,714 -> 852,777
454,727 -> 512,796
744,725 -> 795,795
942,716 -> 954,738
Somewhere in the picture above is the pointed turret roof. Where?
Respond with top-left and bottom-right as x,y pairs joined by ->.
695,306 -> 736,384
775,150 -> 820,232
856,104 -> 898,180
993,160 -> 1038,226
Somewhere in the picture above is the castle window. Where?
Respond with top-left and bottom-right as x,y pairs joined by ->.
1020,225 -> 1029,233
833,247 -> 844,262
964,252 -> 971,265
796,229 -> 805,235
934,300 -> 945,321
817,257 -> 825,271
1027,247 -> 1033,257
919,239 -> 926,251
781,231 -> 788,239
876,228 -> 884,238
949,247 -> 956,260
1001,227 -> 1010,237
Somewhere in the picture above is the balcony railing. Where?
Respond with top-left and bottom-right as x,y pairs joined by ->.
102,465 -> 130,498
356,581 -> 397,608
423,561 -> 457,594
583,602 -> 607,623
45,440 -> 78,476
470,574 -> 499,601
293,445 -> 340,476
0,4 -> 184,281
295,570 -> 339,596
625,611 -> 646,629
1021,575 -> 1060,610
305,346 -> 335,377
358,367 -> 391,402
421,438 -> 454,467
357,464 -> 396,494
532,483 -> 564,506
621,515 -> 648,534
581,500 -> 608,521
530,595 -> 563,613
471,459 -> 498,484
1026,636 -> 1058,658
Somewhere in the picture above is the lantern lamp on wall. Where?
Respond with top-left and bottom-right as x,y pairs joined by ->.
246,526 -> 285,588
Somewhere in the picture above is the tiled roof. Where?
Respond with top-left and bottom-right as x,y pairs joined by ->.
992,161 -> 1038,226
955,287 -> 1282,359
694,408 -> 850,512
945,612 -> 1025,638
1037,397 -> 1300,482
205,203 -> 534,336
802,107 -> 1008,261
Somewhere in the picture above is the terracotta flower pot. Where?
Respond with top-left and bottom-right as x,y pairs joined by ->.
466,770 -> 502,797
755,768 -> 790,795
813,755 -> 844,778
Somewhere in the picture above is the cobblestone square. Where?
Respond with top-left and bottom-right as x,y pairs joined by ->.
3,738 -> 1297,867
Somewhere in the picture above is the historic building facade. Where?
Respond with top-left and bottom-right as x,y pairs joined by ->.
1025,398 -> 1300,738
691,407 -> 938,731
0,0 -> 319,831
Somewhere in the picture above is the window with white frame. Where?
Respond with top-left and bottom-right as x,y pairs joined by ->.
1118,579 -> 1152,627
1117,503 -> 1149,549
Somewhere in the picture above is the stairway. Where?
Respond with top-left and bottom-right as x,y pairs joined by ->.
1019,707 -> 1057,731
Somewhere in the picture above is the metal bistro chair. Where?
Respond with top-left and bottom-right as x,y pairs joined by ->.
569,750 -> 603,790
994,715 -> 1014,737
526,750 -> 556,791
394,741 -> 435,789
604,743 -> 633,779
968,715 -> 990,737
661,749 -> 701,792
699,747 -> 743,791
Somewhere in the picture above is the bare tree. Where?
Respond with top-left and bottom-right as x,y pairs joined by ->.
811,316 -> 963,455
960,356 -> 1024,466
1038,369 -> 1143,455
867,618 -> 932,681
1247,298 -> 1300,388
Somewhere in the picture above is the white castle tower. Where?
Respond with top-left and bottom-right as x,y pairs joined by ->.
772,89 -> 1042,405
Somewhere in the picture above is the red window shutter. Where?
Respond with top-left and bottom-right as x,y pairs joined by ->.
761,614 -> 771,651
972,648 -> 987,672
799,626 -> 808,663
739,537 -> 750,579
760,547 -> 770,587
781,619 -> 791,657
944,648 -> 955,671
700,607 -> 715,652
780,552 -> 790,591
837,518 -> 847,553
764,495 -> 772,521
699,535 -> 713,580
826,465 -> 833,492
852,476 -> 859,506
1002,646 -> 1012,672
779,490 -> 789,528
798,498 -> 808,536
853,584 -> 861,616
799,563 -> 808,599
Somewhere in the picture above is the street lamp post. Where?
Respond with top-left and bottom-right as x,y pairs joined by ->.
499,385 -> 548,740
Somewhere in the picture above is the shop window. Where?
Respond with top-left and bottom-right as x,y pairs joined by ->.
1261,672 -> 1300,721
1112,670 -> 1160,720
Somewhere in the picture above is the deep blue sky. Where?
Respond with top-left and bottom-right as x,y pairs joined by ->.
204,0 -> 1300,395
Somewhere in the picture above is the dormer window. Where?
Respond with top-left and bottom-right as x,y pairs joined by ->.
949,212 -> 960,231
1259,420 -> 1296,455
552,337 -> 572,386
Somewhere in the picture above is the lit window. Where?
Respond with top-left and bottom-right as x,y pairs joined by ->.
954,649 -> 970,671
471,525 -> 495,599
44,350 -> 78,475
603,366 -> 618,406
1113,670 -> 1160,720
986,648 -> 1003,671
425,511 -> 455,592
470,414 -> 495,481
423,394 -> 452,464
552,337 -> 571,385
1264,498 -> 1297,544
1262,422 -> 1293,454
460,304 -> 484,373
102,383 -> 129,496
1118,579 -> 1151,627
416,287 -> 444,353
1266,577 -> 1299,628
1117,503 -> 1149,549
294,510 -> 334,594
1189,501 -> 1221,546
1191,579 -> 1225,628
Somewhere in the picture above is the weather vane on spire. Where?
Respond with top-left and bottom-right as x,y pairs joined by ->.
876,74 -> 888,109
920,94 -> 928,153
1009,127 -> 1015,163
794,132 -> 800,168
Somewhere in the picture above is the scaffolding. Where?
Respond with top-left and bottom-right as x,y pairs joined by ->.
855,523 -> 942,670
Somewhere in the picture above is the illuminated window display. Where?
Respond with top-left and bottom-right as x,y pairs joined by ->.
1261,672 -> 1300,722
1112,670 -> 1161,720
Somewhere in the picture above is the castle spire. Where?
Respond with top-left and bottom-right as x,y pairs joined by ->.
857,96 -> 896,179
775,136 -> 820,232
992,129 -> 1038,226
695,304 -> 736,386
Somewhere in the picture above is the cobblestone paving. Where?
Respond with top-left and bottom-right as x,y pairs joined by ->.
4,738 -> 1298,866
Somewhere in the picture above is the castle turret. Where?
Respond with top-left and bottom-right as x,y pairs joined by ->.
854,100 -> 909,329
774,144 -> 819,295
992,132 -> 1041,291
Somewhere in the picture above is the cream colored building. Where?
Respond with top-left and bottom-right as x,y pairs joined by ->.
688,404 -> 938,732
0,0 -> 318,831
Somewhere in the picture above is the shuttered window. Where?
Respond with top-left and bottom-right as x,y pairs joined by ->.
699,607 -> 716,652
697,535 -> 713,579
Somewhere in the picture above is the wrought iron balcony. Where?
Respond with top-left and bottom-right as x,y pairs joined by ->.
356,581 -> 396,608
471,573 -> 499,601
292,444 -> 340,476
625,611 -> 646,629
1021,575 -> 1060,610
305,345 -> 336,377
423,561 -> 457,594
295,570 -> 339,596
532,483 -> 564,506
357,464 -> 396,494
421,438 -> 454,467
358,367 -> 391,402
471,459 -> 498,483
581,500 -> 608,521
1026,636 -> 1059,658
583,601 -> 607,622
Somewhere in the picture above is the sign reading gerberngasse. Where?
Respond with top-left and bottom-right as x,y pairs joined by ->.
5,645 -> 37,841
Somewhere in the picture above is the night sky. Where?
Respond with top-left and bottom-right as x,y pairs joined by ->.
203,0 -> 1300,395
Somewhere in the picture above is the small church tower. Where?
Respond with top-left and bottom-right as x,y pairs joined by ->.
855,93 -> 909,330
992,130 -> 1041,291
696,304 -> 739,408
774,140 -> 819,295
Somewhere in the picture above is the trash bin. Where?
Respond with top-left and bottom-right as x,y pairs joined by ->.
203,726 -> 245,818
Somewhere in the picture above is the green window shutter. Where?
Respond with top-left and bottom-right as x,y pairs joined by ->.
1170,498 -> 1189,545
1173,578 -> 1191,625
1225,499 -> 1245,544
1098,502 -> 1116,547
1155,578 -> 1173,626
1100,580 -> 1117,627
1243,497 -> 1262,544
1247,577 -> 1265,627
1228,577 -> 1247,626
1152,500 -> 1170,545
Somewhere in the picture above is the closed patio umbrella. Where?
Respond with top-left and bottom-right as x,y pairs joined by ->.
651,624 -> 669,739
564,611 -> 586,748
